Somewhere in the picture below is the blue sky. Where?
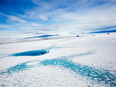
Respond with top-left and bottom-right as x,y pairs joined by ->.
0,0 -> 116,38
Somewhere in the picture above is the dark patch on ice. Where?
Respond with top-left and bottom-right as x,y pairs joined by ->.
12,50 -> 49,56
76,35 -> 79,37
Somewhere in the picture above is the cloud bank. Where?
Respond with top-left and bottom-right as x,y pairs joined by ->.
0,0 -> 116,38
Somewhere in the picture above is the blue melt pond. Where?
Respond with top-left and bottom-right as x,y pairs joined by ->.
12,50 -> 49,56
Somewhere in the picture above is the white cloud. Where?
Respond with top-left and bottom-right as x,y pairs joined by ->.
31,23 -> 42,26
12,23 -> 42,30
0,12 -> 27,23
59,13 -> 77,20
0,24 -> 13,29
38,15 -> 48,20
98,14 -> 116,22
33,24 -> 61,31
63,13 -> 116,32
0,31 -> 29,39
89,13 -> 116,28
8,16 -> 27,23
49,24 -> 61,30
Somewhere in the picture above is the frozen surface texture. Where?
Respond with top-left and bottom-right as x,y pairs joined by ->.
0,33 -> 116,87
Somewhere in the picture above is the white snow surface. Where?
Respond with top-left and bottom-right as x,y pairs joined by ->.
0,33 -> 116,87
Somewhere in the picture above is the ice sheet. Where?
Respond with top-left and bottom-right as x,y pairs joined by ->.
0,33 -> 116,87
